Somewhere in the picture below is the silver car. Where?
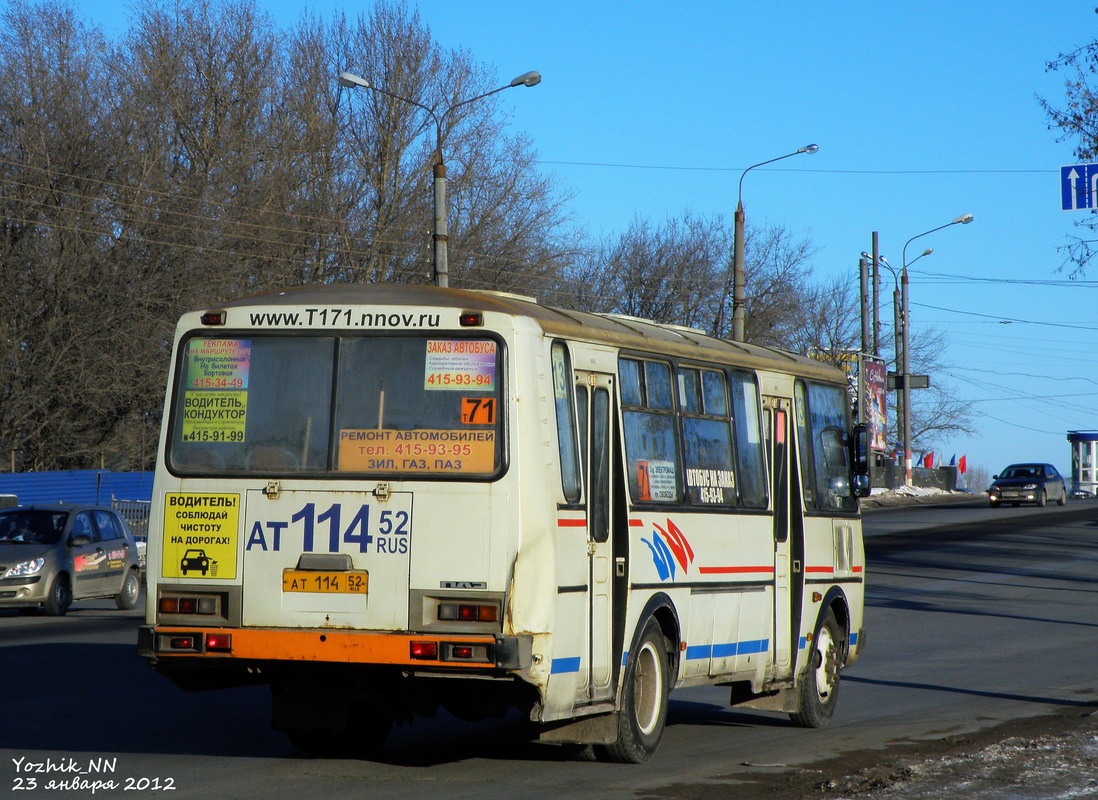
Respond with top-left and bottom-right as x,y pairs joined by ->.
0,505 -> 142,615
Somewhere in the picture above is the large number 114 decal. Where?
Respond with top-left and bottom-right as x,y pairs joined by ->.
641,519 -> 694,581
246,502 -> 410,553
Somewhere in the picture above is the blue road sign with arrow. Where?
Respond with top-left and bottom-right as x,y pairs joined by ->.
1061,163 -> 1098,211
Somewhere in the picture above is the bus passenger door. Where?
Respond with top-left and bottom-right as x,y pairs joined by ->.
575,371 -> 616,703
766,398 -> 797,676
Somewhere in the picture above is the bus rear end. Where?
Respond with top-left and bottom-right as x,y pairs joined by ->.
138,285 -> 538,756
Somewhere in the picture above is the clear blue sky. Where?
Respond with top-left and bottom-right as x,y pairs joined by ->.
74,0 -> 1098,484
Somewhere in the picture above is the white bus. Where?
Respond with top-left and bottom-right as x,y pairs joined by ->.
138,283 -> 869,763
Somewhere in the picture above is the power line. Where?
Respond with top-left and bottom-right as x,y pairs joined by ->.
911,269 -> 1098,288
911,301 -> 1098,331
538,160 -> 1053,176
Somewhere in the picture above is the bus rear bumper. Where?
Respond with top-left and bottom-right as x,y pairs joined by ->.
138,624 -> 532,671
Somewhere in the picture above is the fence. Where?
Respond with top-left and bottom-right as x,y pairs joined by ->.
0,470 -> 152,506
111,497 -> 151,541
872,460 -> 966,492
0,470 -> 153,568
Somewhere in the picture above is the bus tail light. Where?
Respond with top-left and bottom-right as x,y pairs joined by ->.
159,595 -> 219,616
459,311 -> 483,327
200,310 -> 226,325
437,602 -> 499,623
205,633 -> 232,653
410,641 -> 438,660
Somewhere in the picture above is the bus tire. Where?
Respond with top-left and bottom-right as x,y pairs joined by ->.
599,617 -> 669,763
790,608 -> 842,729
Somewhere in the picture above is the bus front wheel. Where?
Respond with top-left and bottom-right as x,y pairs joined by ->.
790,608 -> 842,729
599,617 -> 669,763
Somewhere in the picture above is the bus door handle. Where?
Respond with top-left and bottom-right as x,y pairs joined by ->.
793,560 -> 802,574
615,557 -> 626,577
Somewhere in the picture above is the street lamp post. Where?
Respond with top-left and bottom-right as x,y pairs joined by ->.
878,255 -> 904,474
898,213 -> 974,485
339,69 -> 541,288
732,143 -> 819,342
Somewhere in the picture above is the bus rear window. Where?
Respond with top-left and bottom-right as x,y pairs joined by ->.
169,335 -> 503,478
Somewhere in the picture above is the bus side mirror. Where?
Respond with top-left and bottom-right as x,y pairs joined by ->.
851,423 -> 871,498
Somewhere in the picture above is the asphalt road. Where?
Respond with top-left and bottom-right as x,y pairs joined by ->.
2,497 -> 1095,799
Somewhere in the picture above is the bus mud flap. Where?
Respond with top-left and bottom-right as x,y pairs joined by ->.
539,711 -> 618,745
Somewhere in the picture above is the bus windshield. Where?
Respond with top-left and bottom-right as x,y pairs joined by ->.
167,334 -> 503,478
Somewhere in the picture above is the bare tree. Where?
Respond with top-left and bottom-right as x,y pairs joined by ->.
573,212 -> 836,352
787,274 -> 862,364
589,212 -> 726,328
1038,24 -> 1098,277
905,327 -> 975,446
0,0 -> 151,470
740,224 -> 821,347
332,1 -> 580,292
0,0 -> 582,471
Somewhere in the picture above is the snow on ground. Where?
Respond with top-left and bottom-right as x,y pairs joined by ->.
826,711 -> 1098,800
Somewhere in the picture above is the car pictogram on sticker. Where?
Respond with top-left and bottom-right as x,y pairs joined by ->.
180,549 -> 211,576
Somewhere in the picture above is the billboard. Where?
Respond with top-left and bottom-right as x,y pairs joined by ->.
862,358 -> 888,452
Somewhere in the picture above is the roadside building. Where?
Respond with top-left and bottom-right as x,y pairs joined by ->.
1066,430 -> 1098,496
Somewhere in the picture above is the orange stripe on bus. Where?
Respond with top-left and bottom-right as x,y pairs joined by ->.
556,518 -> 587,527
152,627 -> 498,668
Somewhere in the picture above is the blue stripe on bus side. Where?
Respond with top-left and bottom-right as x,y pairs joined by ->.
684,639 -> 771,661
551,656 -> 582,674
557,635 -> 788,672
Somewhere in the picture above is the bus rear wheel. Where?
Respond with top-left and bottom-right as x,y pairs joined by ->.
599,618 -> 669,763
790,609 -> 842,729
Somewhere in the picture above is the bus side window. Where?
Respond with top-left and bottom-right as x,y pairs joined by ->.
620,357 -> 681,504
680,366 -> 736,507
797,381 -> 858,513
794,381 -> 817,509
730,370 -> 768,509
551,342 -> 581,503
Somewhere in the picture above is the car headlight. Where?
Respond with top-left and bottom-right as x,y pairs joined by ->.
4,558 -> 45,578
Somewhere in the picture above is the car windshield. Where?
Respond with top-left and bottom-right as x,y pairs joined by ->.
1002,465 -> 1039,479
0,510 -> 67,545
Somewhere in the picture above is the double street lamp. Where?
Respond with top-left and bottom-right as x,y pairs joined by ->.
732,143 -> 819,341
338,69 -> 542,288
893,213 -> 975,485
